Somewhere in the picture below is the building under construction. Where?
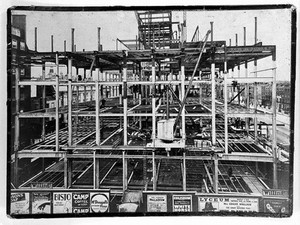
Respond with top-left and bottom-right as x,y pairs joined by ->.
8,9 -> 292,216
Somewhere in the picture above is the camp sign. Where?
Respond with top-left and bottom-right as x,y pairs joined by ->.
198,196 -> 259,212
11,190 -> 110,215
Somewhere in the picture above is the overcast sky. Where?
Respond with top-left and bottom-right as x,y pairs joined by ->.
12,8 -> 292,81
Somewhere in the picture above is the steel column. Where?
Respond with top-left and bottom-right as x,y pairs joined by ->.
55,53 -> 59,151
254,17 -> 258,141
14,67 -> 20,187
211,62 -> 216,145
224,49 -> 229,154
272,60 -> 278,188
181,63 -> 186,141
122,150 -> 128,191
95,77 -> 100,145
42,64 -> 46,140
152,58 -> 156,142
67,58 -> 73,146
214,156 -> 218,194
183,151 -> 186,191
71,28 -> 75,52
123,62 -> 128,146
34,27 -> 37,51
152,151 -> 157,191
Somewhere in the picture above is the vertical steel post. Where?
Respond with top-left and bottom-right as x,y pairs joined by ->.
42,64 -> 46,140
51,35 -> 54,52
139,65 -> 142,129
64,155 -> 72,189
71,28 -> 75,52
152,150 -> 157,191
183,151 -> 186,191
98,27 -> 101,51
151,57 -> 156,142
68,58 -> 73,146
122,151 -> 128,191
95,70 -> 100,145
211,22 -> 216,146
93,151 -> 100,189
123,59 -> 128,146
214,155 -> 218,194
211,62 -> 216,145
244,27 -> 250,134
34,27 -> 37,51
83,69 -> 87,102
64,40 -> 66,52
210,21 -> 213,43
272,57 -> 278,188
224,47 -> 229,154
93,151 -> 96,189
14,67 -> 20,187
254,17 -> 258,141
55,53 -> 59,151
181,61 -> 186,142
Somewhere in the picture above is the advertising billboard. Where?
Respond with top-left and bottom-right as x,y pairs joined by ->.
72,192 -> 90,213
147,195 -> 167,212
10,192 -> 30,215
198,196 -> 259,212
32,192 -> 51,214
172,195 -> 192,212
53,192 -> 72,214
90,193 -> 110,213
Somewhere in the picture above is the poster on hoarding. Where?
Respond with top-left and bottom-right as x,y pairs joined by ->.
90,193 -> 110,213
72,192 -> 90,213
32,192 -> 51,214
53,192 -> 72,214
172,195 -> 192,212
263,198 -> 289,214
198,196 -> 259,212
11,192 -> 30,214
147,195 -> 167,212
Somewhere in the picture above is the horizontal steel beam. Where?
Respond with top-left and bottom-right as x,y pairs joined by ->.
227,113 -> 273,118
226,77 -> 273,84
16,150 -> 273,162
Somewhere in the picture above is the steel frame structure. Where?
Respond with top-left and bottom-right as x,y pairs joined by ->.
11,12 -> 284,195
